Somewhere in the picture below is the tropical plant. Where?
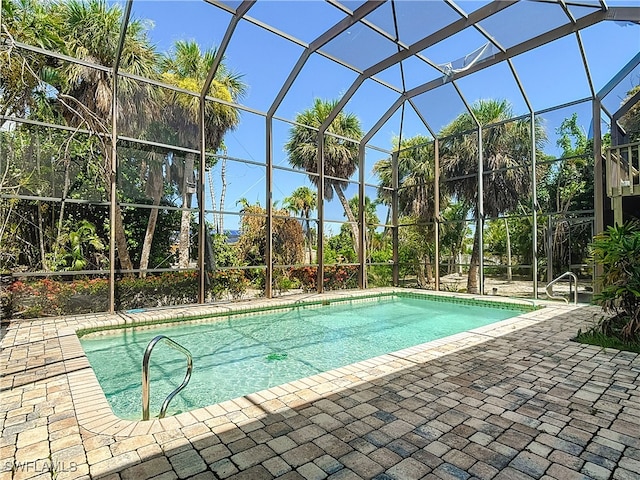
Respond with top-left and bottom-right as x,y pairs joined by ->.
51,219 -> 106,271
283,186 -> 317,263
439,99 -> 545,293
589,221 -> 640,341
284,98 -> 363,255
159,40 -> 246,268
325,228 -> 356,264
375,135 -> 441,286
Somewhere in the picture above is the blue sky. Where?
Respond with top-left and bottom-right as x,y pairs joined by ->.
124,1 -> 640,231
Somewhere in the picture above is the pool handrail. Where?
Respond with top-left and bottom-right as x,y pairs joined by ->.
142,335 -> 193,421
545,271 -> 578,305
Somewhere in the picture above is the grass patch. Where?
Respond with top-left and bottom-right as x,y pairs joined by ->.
575,330 -> 640,354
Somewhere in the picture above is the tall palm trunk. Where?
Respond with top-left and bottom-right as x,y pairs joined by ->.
219,157 -> 227,234
426,256 -> 433,283
304,211 -> 313,262
417,254 -> 434,288
178,153 -> 195,268
113,202 -> 134,272
102,142 -> 134,273
333,184 -> 360,257
505,218 -> 512,282
139,156 -> 164,277
468,224 -> 481,294
207,168 -> 218,233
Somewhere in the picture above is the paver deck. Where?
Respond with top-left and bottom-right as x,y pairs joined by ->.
1,288 -> 639,480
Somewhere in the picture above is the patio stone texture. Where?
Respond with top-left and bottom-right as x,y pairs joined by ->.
1,289 -> 639,480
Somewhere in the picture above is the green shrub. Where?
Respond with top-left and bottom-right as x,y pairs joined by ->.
116,272 -> 199,309
210,269 -> 249,300
368,265 -> 393,287
588,221 -> 640,341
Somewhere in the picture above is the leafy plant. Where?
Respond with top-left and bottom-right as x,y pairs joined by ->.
575,327 -> 640,354
589,221 -> 640,341
57,219 -> 106,271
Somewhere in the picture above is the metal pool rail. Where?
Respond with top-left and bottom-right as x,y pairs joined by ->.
142,335 -> 193,420
545,271 -> 578,305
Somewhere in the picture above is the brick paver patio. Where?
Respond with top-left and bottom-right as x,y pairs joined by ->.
1,289 -> 639,480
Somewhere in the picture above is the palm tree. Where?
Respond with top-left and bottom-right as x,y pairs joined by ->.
374,135 -> 441,285
283,186 -> 317,263
284,98 -> 363,255
49,0 -> 158,272
159,40 -> 246,268
348,195 -> 379,262
439,99 -> 545,293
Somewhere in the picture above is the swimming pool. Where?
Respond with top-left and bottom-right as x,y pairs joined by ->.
79,293 -> 532,419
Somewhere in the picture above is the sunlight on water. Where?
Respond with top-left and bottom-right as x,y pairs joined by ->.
80,296 -> 524,419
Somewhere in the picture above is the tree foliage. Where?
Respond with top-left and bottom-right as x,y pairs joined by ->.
537,113 -> 594,274
375,135 -> 438,220
236,203 -> 304,267
619,85 -> 640,143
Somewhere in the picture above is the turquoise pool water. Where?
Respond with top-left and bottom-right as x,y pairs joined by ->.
80,295 -> 527,419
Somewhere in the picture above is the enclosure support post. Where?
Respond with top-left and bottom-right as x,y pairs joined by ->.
108,0 -> 132,314
547,216 -> 553,284
593,98 -> 604,295
109,75 -> 117,314
392,151 -> 399,287
198,99 -> 206,303
265,118 -> 273,298
531,112 -> 538,300
434,138 -> 440,291
478,126 -> 484,296
507,59 -> 537,299
358,145 -> 366,289
317,136 -> 325,294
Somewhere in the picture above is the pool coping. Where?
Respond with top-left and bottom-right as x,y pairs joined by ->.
59,288 -> 579,439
